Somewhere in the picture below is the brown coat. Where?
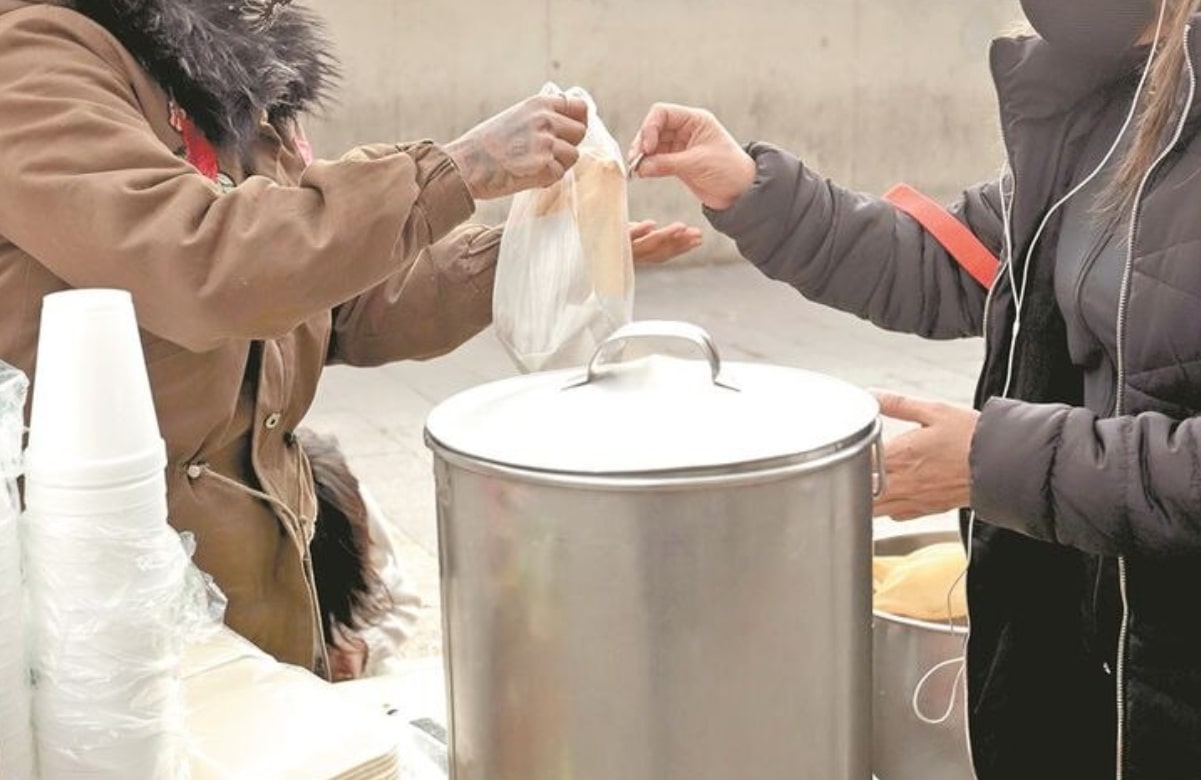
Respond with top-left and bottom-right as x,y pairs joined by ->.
0,0 -> 499,671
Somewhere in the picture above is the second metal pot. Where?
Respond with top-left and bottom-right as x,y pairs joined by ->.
873,529 -> 974,780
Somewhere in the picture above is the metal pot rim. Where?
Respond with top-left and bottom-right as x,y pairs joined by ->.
426,322 -> 881,476
873,609 -> 970,636
426,421 -> 882,491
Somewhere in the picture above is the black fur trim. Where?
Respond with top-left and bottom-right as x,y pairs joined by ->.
61,0 -> 337,153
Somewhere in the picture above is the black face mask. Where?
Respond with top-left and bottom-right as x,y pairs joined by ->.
1020,0 -> 1158,56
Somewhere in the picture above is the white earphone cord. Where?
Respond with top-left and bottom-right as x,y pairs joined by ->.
912,0 -> 1170,730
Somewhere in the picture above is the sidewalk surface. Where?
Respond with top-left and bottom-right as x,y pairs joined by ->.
305,261 -> 983,660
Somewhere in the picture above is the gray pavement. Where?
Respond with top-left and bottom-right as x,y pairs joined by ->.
304,261 -> 983,659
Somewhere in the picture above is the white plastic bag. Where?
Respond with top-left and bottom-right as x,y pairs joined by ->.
493,84 -> 635,373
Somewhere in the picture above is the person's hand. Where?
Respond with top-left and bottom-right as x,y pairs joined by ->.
629,103 -> 756,211
446,93 -> 589,201
873,391 -> 980,521
629,220 -> 703,264
327,629 -> 369,682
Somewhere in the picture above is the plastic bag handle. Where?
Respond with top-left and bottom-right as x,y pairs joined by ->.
581,321 -> 725,386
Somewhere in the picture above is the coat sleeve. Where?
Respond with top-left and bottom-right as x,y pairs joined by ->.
706,143 -> 1004,340
328,224 -> 501,366
970,398 -> 1201,557
0,10 -> 474,353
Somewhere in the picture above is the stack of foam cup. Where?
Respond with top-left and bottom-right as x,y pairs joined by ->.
23,290 -> 190,780
0,363 -> 35,780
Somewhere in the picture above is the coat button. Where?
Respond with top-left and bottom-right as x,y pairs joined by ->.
265,413 -> 282,430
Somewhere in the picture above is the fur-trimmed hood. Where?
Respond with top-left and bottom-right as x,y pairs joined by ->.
0,0 -> 337,152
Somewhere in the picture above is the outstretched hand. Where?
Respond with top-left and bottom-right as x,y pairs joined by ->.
629,103 -> 756,211
629,220 -> 703,264
873,391 -> 979,521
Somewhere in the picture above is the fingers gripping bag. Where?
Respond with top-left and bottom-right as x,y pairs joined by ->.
494,84 -> 635,373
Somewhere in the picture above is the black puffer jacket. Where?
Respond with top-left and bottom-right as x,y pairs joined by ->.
708,29 -> 1201,780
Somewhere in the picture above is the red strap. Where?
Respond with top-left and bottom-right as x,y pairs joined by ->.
883,183 -> 999,289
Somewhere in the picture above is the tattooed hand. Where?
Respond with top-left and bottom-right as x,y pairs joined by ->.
445,94 -> 589,201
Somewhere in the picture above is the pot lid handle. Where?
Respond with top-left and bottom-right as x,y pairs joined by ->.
570,320 -> 737,390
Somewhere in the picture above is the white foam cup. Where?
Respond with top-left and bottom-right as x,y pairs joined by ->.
24,472 -> 167,520
24,290 -> 166,490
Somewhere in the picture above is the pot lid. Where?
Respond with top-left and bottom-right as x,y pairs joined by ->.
425,321 -> 879,476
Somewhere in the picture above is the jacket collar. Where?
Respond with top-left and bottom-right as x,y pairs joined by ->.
990,18 -> 1201,165
986,33 -> 1175,252
3,0 -> 337,152
989,34 -> 1145,125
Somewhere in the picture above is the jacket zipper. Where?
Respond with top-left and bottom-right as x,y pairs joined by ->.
1112,23 -> 1197,780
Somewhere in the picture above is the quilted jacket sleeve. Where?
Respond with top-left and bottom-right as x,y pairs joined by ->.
706,143 -> 1004,340
971,398 -> 1201,557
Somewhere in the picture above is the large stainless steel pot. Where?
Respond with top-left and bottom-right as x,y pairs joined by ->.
425,321 -> 883,780
873,529 -> 973,780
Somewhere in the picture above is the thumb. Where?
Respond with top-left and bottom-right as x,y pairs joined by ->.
873,390 -> 939,426
628,219 -> 657,240
637,148 -> 702,180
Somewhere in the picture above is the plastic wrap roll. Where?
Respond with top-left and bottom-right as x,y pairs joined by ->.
0,361 -> 35,780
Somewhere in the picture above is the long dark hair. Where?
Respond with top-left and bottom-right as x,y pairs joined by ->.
299,429 -> 392,645
1102,0 -> 1200,213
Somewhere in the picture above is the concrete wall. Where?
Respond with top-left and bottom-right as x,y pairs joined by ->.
306,0 -> 1020,261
